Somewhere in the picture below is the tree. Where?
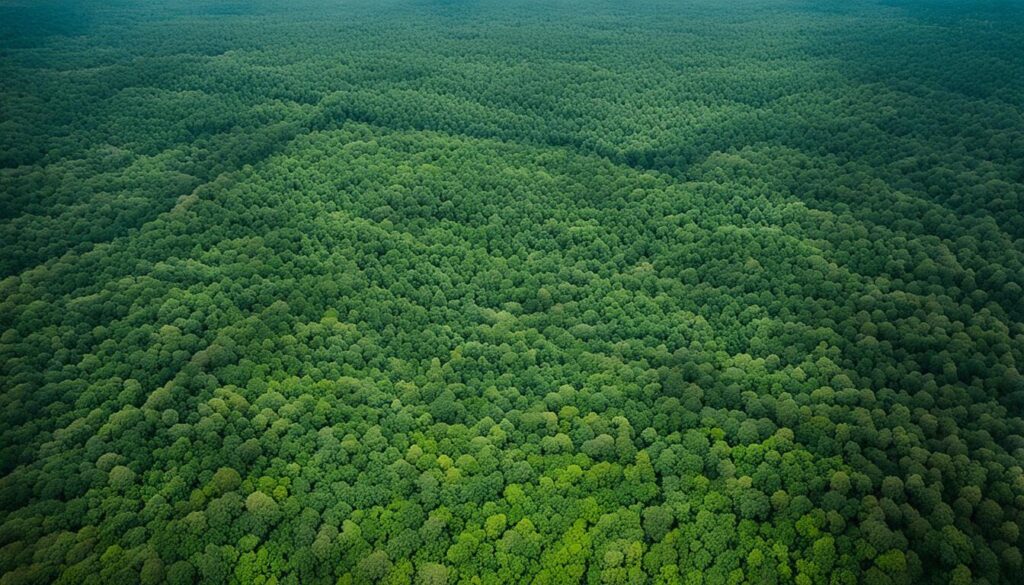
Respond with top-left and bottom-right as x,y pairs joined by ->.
245,491 -> 281,532
355,550 -> 392,584
642,506 -> 673,542
416,562 -> 450,585
108,466 -> 136,490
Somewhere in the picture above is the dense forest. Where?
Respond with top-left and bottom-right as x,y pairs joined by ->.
2,0 -> 1023,583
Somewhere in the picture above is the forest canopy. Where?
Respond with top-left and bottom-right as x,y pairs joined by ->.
1,0 -> 1023,584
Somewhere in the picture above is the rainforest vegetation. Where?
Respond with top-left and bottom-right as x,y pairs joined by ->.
1,0 -> 1023,583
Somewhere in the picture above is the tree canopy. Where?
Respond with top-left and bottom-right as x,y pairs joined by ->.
1,0 -> 1023,584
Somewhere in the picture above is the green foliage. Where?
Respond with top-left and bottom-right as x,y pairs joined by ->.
2,0 -> 1024,584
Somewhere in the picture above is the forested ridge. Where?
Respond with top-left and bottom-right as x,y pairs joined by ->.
1,0 -> 1023,584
